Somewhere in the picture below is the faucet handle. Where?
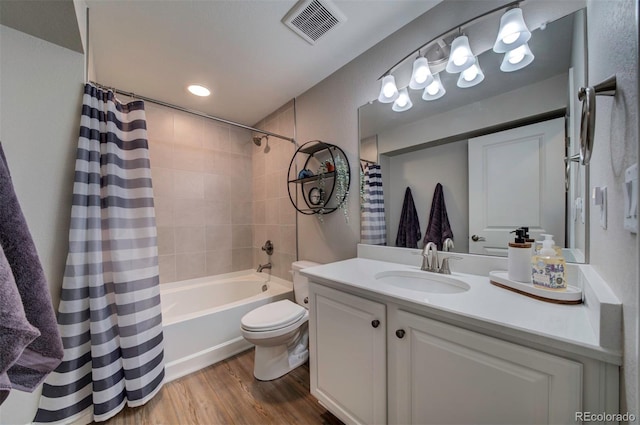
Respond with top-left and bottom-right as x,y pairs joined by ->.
439,256 -> 462,275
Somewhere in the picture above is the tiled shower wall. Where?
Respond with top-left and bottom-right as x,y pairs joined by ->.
144,102 -> 254,283
252,101 -> 298,280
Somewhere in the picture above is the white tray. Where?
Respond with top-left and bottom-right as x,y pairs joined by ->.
489,271 -> 583,304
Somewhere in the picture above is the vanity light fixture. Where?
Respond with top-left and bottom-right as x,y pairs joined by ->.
500,43 -> 535,72
392,87 -> 413,112
422,73 -> 446,101
457,58 -> 485,88
376,0 -> 533,112
187,84 -> 211,97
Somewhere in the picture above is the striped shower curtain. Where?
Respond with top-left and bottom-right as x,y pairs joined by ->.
360,164 -> 387,245
34,84 -> 164,424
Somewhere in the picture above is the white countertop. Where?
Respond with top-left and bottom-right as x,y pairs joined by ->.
301,257 -> 622,365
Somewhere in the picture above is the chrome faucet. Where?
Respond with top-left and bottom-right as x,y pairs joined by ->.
257,262 -> 272,272
421,242 -> 439,272
421,241 -> 461,274
443,238 -> 455,252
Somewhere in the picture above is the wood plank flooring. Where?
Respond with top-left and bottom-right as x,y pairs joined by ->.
104,349 -> 343,425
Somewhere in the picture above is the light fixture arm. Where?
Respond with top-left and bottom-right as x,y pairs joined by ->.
377,0 -> 521,80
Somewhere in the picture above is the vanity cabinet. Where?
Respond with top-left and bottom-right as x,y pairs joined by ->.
308,283 -> 387,425
309,283 -> 589,425
387,307 -> 582,424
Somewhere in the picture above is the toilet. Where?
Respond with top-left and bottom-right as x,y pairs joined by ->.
240,260 -> 320,381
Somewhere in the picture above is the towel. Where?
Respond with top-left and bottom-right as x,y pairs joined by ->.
0,143 -> 63,401
423,183 -> 454,250
395,187 -> 421,248
0,242 -> 41,405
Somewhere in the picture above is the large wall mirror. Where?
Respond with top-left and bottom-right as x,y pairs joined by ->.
359,4 -> 588,263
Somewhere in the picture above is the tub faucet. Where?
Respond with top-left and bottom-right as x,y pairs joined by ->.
257,262 -> 272,272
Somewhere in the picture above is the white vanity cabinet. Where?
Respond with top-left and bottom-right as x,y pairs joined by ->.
308,280 -> 618,425
387,306 -> 582,424
308,283 -> 387,425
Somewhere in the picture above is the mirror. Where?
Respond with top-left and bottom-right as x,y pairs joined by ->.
359,7 -> 588,263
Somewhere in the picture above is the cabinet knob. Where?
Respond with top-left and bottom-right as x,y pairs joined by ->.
395,329 -> 406,339
371,319 -> 380,328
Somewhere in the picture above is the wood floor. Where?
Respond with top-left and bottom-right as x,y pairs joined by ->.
104,349 -> 343,425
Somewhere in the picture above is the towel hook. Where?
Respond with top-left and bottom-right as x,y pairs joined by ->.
577,75 -> 616,165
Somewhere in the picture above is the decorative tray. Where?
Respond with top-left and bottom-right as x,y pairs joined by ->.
489,271 -> 583,304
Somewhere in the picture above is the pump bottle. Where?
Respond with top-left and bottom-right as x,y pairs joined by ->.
531,234 -> 567,291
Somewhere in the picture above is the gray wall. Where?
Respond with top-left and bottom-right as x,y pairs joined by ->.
586,0 -> 639,415
291,0 -> 638,415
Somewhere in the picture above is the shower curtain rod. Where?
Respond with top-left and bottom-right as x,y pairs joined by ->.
88,81 -> 297,145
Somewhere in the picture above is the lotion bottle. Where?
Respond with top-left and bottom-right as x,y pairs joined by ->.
531,234 -> 567,291
507,228 -> 532,283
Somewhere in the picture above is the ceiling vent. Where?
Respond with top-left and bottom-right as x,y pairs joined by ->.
282,0 -> 347,45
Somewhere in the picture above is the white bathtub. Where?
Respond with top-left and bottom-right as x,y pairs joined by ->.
160,269 -> 293,382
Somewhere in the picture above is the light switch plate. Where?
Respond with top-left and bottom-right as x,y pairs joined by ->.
593,186 -> 607,229
624,163 -> 638,233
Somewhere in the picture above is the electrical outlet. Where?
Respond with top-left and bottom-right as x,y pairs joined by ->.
624,163 -> 638,233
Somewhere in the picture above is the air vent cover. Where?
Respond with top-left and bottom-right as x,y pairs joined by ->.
283,0 -> 347,45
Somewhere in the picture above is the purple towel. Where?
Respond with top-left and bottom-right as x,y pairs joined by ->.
0,242 -> 41,405
0,143 -> 63,402
423,183 -> 453,250
396,187 -> 422,248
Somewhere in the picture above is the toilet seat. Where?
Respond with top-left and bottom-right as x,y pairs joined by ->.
241,299 -> 307,332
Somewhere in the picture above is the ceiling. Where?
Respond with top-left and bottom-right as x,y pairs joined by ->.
81,0 -> 441,125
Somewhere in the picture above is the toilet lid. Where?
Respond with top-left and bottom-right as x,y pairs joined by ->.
241,300 -> 306,331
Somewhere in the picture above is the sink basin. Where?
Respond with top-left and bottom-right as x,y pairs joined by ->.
374,270 -> 470,294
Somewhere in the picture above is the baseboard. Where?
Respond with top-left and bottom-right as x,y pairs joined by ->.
164,337 -> 254,382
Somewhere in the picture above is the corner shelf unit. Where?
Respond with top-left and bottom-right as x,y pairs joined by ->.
287,141 -> 350,215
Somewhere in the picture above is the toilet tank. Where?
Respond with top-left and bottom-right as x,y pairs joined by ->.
291,260 -> 321,308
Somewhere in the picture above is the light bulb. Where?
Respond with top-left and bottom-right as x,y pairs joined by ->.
415,67 -> 429,84
508,45 -> 526,64
383,83 -> 395,97
501,23 -> 520,45
426,80 -> 440,96
462,65 -> 478,81
452,48 -> 467,66
378,75 -> 399,103
392,88 -> 412,112
409,57 -> 433,90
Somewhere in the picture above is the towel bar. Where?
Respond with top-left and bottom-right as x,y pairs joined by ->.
577,75 -> 617,165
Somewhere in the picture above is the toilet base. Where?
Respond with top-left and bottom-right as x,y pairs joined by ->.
253,328 -> 309,381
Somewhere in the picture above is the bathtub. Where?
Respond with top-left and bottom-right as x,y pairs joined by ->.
160,269 -> 293,382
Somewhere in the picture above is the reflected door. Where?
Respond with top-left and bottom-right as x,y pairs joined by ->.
468,118 -> 565,256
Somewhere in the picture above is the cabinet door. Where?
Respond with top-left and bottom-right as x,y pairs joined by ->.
388,309 -> 582,424
309,283 -> 387,425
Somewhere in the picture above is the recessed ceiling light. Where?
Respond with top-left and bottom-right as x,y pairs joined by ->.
187,84 -> 210,97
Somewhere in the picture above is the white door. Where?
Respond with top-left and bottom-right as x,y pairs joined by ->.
388,308 -> 582,424
309,283 -> 387,425
468,118 -> 565,256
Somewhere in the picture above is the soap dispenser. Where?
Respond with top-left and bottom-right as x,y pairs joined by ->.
507,228 -> 532,283
531,234 -> 567,291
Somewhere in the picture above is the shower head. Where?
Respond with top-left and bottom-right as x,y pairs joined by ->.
253,135 -> 268,146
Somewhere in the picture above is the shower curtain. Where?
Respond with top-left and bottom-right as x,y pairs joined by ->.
360,164 -> 387,245
34,84 -> 164,424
